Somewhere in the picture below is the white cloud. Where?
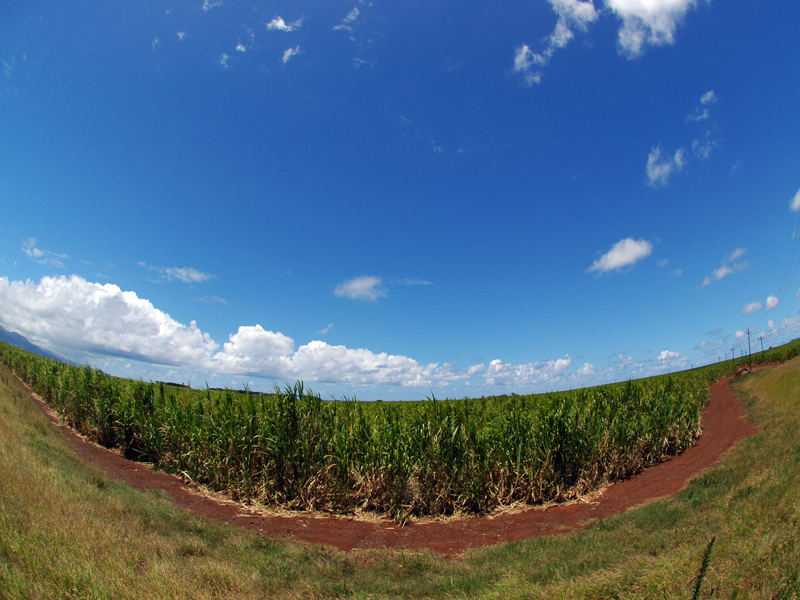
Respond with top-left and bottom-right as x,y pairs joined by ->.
512,45 -> 543,87
729,248 -> 747,261
266,16 -> 303,32
138,262 -> 215,283
790,187 -> 800,212
236,39 -> 246,53
587,237 -> 653,274
334,7 -> 360,33
673,268 -> 683,276
202,0 -> 222,12
0,274 -> 613,393
658,349 -> 679,361
282,46 -> 300,64
687,92 -> 717,122
742,302 -> 762,315
657,258 -> 669,267
397,278 -> 433,286
576,362 -> 596,377
197,296 -> 229,304
692,137 -> 718,160
318,323 -> 334,335
697,248 -> 748,288
512,0 -> 598,86
0,275 -> 219,365
605,0 -> 703,58
647,145 -> 686,187
735,329 -> 746,340
219,53 -> 230,69
177,31 -> 186,41
22,238 -> 70,269
766,295 -> 780,311
482,355 -> 572,387
334,276 -> 387,301
700,90 -> 718,105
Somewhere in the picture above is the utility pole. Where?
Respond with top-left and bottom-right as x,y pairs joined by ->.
758,336 -> 764,363
747,328 -> 752,371
732,347 -> 736,367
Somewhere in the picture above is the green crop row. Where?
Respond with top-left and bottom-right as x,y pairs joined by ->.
2,339 -> 795,521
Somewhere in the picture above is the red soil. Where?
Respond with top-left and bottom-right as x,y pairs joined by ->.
21,375 -> 757,556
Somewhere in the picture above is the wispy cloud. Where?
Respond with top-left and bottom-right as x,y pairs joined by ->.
202,0 -> 222,12
647,145 -> 686,187
606,0 -> 704,59
22,238 -> 70,269
334,276 -> 387,301
790,186 -> 800,212
318,323 -> 334,335
397,278 -> 433,286
266,16 -> 303,32
587,237 -> 653,274
138,262 -> 216,283
512,0 -> 598,87
282,46 -> 300,64
686,90 -> 718,122
334,7 -> 360,33
219,53 -> 230,69
742,301 -> 762,315
697,248 -> 748,288
197,296 -> 229,304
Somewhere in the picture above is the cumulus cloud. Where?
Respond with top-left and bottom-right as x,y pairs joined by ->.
587,237 -> 653,274
138,262 -> 215,283
22,238 -> 70,269
790,186 -> 800,212
658,349 -> 679,361
0,275 -> 219,365
334,7 -> 360,33
647,145 -> 686,187
482,355 -> 572,387
697,248 -> 748,288
576,362 -> 596,377
766,295 -> 780,311
282,46 -> 300,64
605,0 -> 704,59
512,0 -> 598,87
266,16 -> 303,32
742,302 -> 762,315
0,274 -> 603,392
334,276 -> 387,301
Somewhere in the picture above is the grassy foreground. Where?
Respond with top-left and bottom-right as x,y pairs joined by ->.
1,358 -> 799,598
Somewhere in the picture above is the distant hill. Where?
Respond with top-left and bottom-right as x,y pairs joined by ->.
0,325 -> 66,362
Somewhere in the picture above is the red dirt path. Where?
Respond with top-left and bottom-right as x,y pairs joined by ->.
20,374 -> 758,556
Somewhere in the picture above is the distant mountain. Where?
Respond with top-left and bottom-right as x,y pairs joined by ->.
0,325 -> 66,362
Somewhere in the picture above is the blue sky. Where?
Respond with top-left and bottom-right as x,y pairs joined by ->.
1,0 -> 799,399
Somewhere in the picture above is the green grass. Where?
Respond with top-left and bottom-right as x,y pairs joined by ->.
1,348 -> 799,598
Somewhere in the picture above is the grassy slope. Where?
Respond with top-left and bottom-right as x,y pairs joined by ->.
1,359 -> 798,599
